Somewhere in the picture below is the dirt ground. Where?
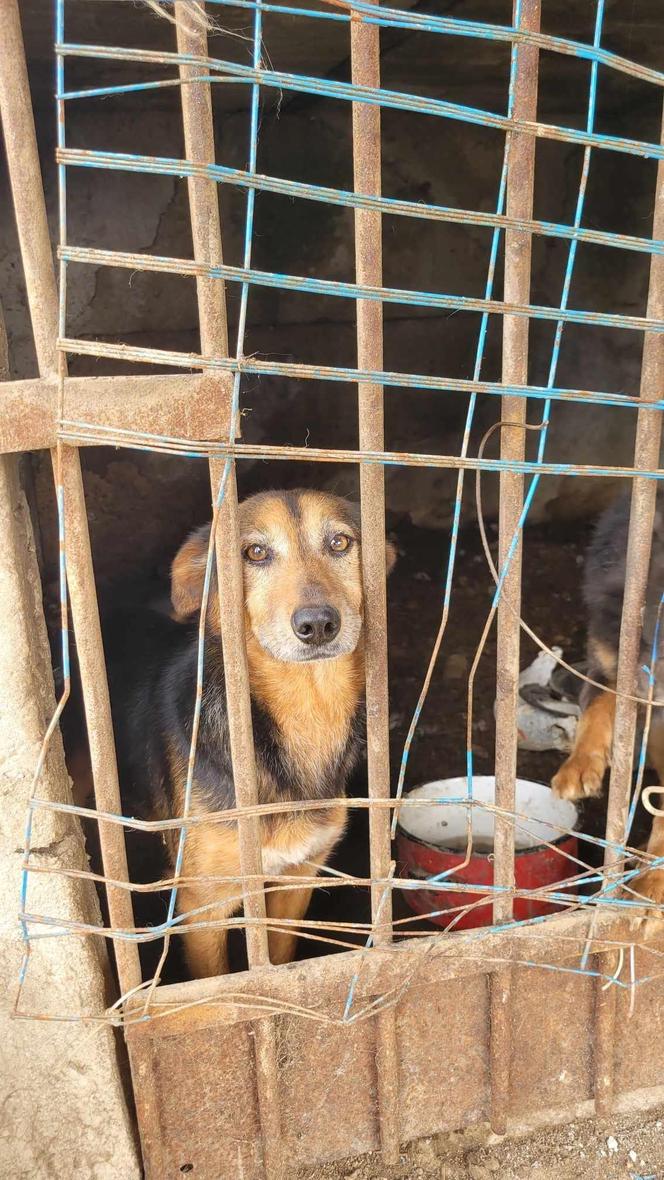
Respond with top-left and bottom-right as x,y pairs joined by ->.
299,1106 -> 664,1180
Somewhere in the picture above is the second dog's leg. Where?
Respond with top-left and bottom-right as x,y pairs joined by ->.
552,689 -> 616,800
634,718 -> 664,907
633,816 -> 664,908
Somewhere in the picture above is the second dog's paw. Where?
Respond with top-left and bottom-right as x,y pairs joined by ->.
551,754 -> 605,800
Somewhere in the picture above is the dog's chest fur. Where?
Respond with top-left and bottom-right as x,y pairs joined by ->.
250,647 -> 364,792
262,820 -> 344,876
237,648 -> 364,867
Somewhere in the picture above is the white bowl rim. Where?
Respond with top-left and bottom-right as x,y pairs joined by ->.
396,775 -> 579,854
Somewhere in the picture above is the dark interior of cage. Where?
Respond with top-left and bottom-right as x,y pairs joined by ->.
11,0 -> 661,984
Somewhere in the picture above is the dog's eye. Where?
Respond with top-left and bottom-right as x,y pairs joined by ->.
245,543 -> 268,563
329,533 -> 351,554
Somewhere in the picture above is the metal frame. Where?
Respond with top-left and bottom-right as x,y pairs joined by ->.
1,0 -> 664,1177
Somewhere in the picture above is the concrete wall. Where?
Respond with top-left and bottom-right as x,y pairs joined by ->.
0,311 -> 141,1176
2,0 -> 661,598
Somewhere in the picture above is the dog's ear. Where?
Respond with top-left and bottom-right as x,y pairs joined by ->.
171,524 -> 213,619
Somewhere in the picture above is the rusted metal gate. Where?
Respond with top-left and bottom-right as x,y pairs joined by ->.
2,0 -> 664,1177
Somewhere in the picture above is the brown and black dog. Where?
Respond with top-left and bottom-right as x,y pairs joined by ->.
552,490 -> 664,904
104,489 -> 395,979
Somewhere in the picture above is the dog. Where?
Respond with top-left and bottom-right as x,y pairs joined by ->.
103,489 -> 396,979
552,489 -> 664,904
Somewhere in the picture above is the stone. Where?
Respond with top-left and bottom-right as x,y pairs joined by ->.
412,1136 -> 439,1168
0,453 -> 140,1179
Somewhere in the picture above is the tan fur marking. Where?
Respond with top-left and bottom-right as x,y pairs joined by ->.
266,804 -> 346,853
264,804 -> 347,871
552,690 -> 616,800
178,822 -> 241,978
178,807 -> 346,974
555,700 -> 664,908
588,636 -> 618,682
166,722 -> 349,976
171,532 -> 210,620
265,810 -> 345,964
163,740 -> 240,975
164,740 -> 190,832
266,864 -> 316,966
248,633 -> 363,782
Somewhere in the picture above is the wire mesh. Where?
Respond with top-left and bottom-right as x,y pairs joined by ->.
7,0 -> 664,1058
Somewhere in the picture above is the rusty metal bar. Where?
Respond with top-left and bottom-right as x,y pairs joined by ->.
58,243 -> 663,334
175,4 -> 282,1175
594,104 -> 664,1119
58,4 -> 664,89
0,0 -> 141,996
0,373 -> 227,454
490,0 -> 541,1136
56,334 -> 664,415
55,413 -> 664,486
350,3 -> 400,1162
54,146 -> 664,260
175,0 -> 269,962
58,41 -> 664,162
126,906 -> 634,1032
59,3 -> 664,89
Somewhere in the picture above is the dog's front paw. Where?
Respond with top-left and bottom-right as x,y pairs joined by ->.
551,753 -> 605,800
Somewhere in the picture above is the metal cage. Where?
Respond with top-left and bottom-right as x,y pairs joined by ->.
1,0 -> 663,1176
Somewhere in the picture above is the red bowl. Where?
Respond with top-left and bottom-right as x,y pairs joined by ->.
396,776 -> 579,931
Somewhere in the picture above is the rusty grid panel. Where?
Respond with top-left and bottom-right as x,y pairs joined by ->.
1,0 -> 664,1176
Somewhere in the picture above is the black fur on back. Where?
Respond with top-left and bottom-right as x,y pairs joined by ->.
583,492 -> 631,667
583,487 -> 664,695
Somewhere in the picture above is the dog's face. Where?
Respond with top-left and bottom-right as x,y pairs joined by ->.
171,490 -> 396,663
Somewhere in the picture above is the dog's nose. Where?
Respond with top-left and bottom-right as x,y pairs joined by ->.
291,605 -> 341,646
